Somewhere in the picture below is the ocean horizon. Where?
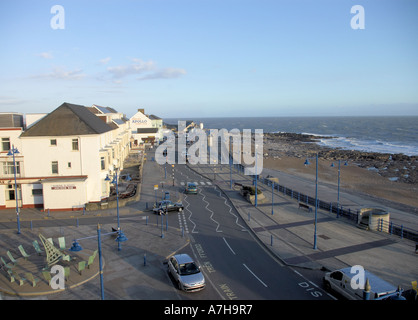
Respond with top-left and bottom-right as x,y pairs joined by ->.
164,115 -> 418,157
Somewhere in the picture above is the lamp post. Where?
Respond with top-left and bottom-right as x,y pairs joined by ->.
271,181 -> 274,215
104,168 -> 128,251
229,156 -> 233,189
254,146 -> 258,207
304,153 -> 318,250
70,224 -> 114,300
7,145 -> 21,234
330,160 -> 348,218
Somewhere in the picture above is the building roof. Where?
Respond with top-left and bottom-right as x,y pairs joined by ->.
149,114 -> 162,120
20,102 -> 114,137
0,113 -> 24,128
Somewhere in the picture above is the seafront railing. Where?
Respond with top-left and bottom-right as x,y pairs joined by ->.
233,163 -> 418,243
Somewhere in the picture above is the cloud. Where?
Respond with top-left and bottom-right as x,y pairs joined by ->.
0,96 -> 27,105
107,59 -> 155,79
106,58 -> 186,81
137,68 -> 187,81
99,57 -> 111,65
31,67 -> 86,80
37,52 -> 54,59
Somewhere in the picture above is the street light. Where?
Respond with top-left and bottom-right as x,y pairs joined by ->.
7,145 -> 21,235
330,160 -> 348,218
70,224 -> 111,300
104,169 -> 128,251
304,153 -> 318,250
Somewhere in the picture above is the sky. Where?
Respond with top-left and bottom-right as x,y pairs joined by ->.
1,0 -> 417,119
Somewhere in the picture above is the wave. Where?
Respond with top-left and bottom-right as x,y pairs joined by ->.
317,136 -> 418,156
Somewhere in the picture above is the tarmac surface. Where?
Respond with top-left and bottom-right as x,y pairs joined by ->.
0,150 -> 417,301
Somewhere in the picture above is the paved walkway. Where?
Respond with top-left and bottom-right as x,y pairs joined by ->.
0,152 -> 190,300
189,162 -> 418,292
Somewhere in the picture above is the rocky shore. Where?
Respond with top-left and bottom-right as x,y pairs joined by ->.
263,133 -> 418,184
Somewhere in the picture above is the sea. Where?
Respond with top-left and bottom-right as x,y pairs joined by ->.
164,116 -> 418,156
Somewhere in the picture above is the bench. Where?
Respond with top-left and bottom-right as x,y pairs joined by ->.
298,203 -> 312,212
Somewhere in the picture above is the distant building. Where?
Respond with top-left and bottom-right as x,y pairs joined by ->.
129,109 -> 163,147
0,102 -> 130,211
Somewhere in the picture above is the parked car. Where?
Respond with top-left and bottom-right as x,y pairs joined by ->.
153,200 -> 184,214
323,267 -> 397,300
167,254 -> 205,292
185,182 -> 197,194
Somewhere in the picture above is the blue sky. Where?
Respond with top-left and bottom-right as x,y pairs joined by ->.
1,0 -> 417,118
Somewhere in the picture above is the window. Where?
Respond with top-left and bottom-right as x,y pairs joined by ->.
68,162 -> 72,168
32,189 -> 43,196
2,161 -> 20,175
51,161 -> 59,174
6,184 -> 19,201
1,138 -> 10,151
50,139 -> 57,146
100,157 -> 105,170
72,139 -> 79,151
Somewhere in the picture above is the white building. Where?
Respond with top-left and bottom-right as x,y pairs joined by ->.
0,103 -> 130,211
130,109 -> 163,147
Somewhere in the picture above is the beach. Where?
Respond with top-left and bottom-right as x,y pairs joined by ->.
261,133 -> 418,210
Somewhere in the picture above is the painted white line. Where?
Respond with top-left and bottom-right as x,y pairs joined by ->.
222,237 -> 236,255
243,263 -> 268,288
200,187 -> 222,233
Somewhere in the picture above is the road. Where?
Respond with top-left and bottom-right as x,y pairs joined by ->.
158,156 -> 332,300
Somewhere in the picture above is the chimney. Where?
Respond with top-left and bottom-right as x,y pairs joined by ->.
138,108 -> 145,114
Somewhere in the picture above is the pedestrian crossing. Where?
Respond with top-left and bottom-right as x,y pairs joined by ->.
179,181 -> 212,186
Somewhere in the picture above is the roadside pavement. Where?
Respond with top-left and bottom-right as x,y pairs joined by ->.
189,162 -> 418,292
0,151 -> 189,300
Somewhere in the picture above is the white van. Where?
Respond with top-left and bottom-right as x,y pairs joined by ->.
323,267 -> 397,300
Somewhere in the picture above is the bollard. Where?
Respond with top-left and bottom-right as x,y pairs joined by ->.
30,220 -> 33,230
144,253 -> 147,266
248,212 -> 251,221
146,215 -> 148,225
161,215 -> 164,238
146,202 -> 148,210
271,234 -> 273,246
83,207 -> 85,215
363,278 -> 371,300
48,209 -> 50,217
76,218 -> 79,227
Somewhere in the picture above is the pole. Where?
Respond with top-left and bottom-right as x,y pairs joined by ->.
271,181 -> 274,215
115,169 -> 122,251
255,150 -> 258,207
229,158 -> 232,189
337,160 -> 341,218
97,224 -> 105,300
313,153 -> 318,250
11,145 -> 20,235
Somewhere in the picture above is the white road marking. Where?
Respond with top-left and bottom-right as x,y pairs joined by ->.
200,187 -> 222,233
222,237 -> 236,255
243,263 -> 268,288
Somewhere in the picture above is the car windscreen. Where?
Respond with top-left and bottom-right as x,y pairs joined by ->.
179,262 -> 200,275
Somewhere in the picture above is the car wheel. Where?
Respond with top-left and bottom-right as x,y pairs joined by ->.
177,281 -> 183,290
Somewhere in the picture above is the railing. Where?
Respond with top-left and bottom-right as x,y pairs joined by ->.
233,163 -> 418,242
377,218 -> 418,242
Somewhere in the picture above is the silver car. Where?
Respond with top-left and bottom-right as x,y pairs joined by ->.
168,254 -> 205,292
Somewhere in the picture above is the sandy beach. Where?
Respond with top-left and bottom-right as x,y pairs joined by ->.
261,133 -> 418,210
